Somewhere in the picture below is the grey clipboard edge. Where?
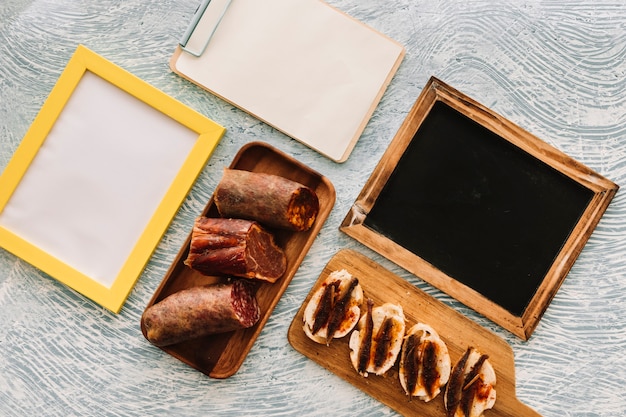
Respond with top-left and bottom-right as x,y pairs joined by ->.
179,0 -> 232,57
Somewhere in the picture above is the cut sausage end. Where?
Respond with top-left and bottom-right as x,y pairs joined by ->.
245,223 -> 287,282
231,279 -> 261,328
287,187 -> 320,231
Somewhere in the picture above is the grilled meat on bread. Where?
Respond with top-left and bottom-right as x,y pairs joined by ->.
399,323 -> 451,401
303,269 -> 363,345
444,346 -> 497,417
349,300 -> 406,377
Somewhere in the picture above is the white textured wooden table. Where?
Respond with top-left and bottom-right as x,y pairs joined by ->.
1,1 -> 625,416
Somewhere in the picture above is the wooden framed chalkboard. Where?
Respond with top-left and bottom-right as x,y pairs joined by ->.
340,77 -> 618,340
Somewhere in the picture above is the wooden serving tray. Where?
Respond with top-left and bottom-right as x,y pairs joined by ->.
288,249 -> 541,417
141,141 -> 336,378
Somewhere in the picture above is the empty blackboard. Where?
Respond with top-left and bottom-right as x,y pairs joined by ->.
364,100 -> 593,316
341,77 -> 618,339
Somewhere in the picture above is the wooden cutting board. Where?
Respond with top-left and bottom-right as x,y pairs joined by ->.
288,249 -> 541,416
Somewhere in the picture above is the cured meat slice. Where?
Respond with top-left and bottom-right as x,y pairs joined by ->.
444,346 -> 497,417
349,301 -> 405,377
141,280 -> 260,347
214,169 -> 319,232
302,269 -> 363,345
184,217 -> 287,283
399,323 -> 451,402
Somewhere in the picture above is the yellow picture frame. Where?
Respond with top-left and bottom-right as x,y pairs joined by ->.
0,45 -> 225,313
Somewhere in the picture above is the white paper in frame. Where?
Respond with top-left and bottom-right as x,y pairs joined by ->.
0,45 -> 225,313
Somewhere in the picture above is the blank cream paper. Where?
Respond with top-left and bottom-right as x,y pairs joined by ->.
173,0 -> 405,162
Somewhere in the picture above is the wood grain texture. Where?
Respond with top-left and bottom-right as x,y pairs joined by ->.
288,249 -> 541,417
141,142 -> 335,378
1,0 -> 625,416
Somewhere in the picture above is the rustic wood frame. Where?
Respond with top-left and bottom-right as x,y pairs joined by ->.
340,76 -> 618,340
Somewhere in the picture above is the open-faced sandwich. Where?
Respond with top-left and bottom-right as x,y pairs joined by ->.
444,346 -> 497,417
349,299 -> 406,377
303,269 -> 363,345
399,322 -> 451,402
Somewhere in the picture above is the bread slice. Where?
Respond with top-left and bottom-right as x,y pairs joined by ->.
444,346 -> 497,417
399,323 -> 451,401
303,269 -> 363,344
349,300 -> 405,377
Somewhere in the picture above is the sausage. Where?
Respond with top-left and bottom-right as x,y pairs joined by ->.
184,217 -> 287,283
141,280 -> 260,347
214,169 -> 319,232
